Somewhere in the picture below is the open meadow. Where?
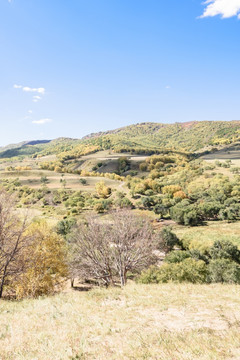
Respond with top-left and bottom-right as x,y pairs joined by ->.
0,169 -> 122,191
1,283 -> 240,360
174,221 -> 240,250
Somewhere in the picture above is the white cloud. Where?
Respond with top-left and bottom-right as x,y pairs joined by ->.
201,0 -> 240,19
32,118 -> 52,125
32,95 -> 42,103
28,110 -> 33,114
13,84 -> 46,97
165,85 -> 171,89
23,86 -> 45,94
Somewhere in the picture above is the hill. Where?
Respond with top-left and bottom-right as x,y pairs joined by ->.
79,120 -> 240,154
1,120 -> 240,160
0,140 -> 51,159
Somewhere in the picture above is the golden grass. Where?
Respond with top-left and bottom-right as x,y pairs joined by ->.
1,283 -> 240,359
0,169 -> 121,191
174,221 -> 240,250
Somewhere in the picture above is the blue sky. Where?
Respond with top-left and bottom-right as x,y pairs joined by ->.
0,0 -> 240,145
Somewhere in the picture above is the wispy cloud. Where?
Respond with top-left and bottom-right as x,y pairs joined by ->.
23,86 -> 45,94
13,84 -> 46,102
33,95 -> 42,103
32,118 -> 52,125
165,85 -> 171,89
200,0 -> 240,19
13,84 -> 22,89
14,84 -> 45,94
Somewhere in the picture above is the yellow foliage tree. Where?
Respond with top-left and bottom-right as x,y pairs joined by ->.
95,181 -> 111,198
173,190 -> 187,199
162,185 -> 182,197
15,221 -> 68,299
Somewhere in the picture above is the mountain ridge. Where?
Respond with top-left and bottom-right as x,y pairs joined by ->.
1,120 -> 240,159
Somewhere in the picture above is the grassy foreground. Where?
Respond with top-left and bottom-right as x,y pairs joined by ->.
1,284 -> 240,360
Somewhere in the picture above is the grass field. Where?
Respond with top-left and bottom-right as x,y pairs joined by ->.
0,169 -> 122,191
1,283 -> 240,360
72,150 -> 148,174
174,221 -> 240,250
202,148 -> 240,160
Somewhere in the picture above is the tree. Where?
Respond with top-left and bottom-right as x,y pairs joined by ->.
208,259 -> 240,284
95,181 -> 111,198
61,179 -> 67,189
40,176 -> 48,185
141,196 -> 155,209
70,210 -> 160,287
15,221 -> 68,299
70,216 -> 114,287
56,218 -> 76,238
161,227 -> 180,251
118,157 -> 130,174
79,178 -> 87,185
0,190 -> 33,298
209,240 -> 240,263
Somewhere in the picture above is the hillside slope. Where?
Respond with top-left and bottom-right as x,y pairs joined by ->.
1,120 -> 240,159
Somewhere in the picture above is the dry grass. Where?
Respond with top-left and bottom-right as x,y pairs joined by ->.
174,221 -> 240,250
1,283 -> 240,359
0,170 -> 121,191
202,150 -> 240,160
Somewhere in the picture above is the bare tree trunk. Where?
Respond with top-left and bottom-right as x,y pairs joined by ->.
0,279 -> 4,298
0,264 -> 8,298
120,269 -> 126,287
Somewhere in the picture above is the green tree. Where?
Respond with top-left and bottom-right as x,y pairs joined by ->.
209,240 -> 240,263
40,176 -> 48,185
208,259 -> 240,284
161,227 -> 180,251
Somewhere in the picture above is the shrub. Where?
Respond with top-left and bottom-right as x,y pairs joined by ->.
137,266 -> 160,284
115,197 -> 133,209
158,259 -> 208,283
79,178 -> 87,185
161,227 -> 180,251
219,206 -> 240,222
209,240 -> 240,263
139,259 -> 208,284
56,218 -> 76,238
94,202 -> 105,213
139,162 -> 148,171
208,259 -> 240,284
164,250 -> 191,264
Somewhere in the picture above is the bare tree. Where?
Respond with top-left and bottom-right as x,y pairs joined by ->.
0,190 -> 32,298
70,217 -> 114,287
109,210 -> 158,286
70,210 -> 160,286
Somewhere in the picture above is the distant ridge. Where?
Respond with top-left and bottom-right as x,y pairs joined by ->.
1,120 -> 240,159
0,139 -> 51,152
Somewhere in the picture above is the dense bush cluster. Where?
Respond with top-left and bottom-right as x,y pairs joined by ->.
139,239 -> 240,284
